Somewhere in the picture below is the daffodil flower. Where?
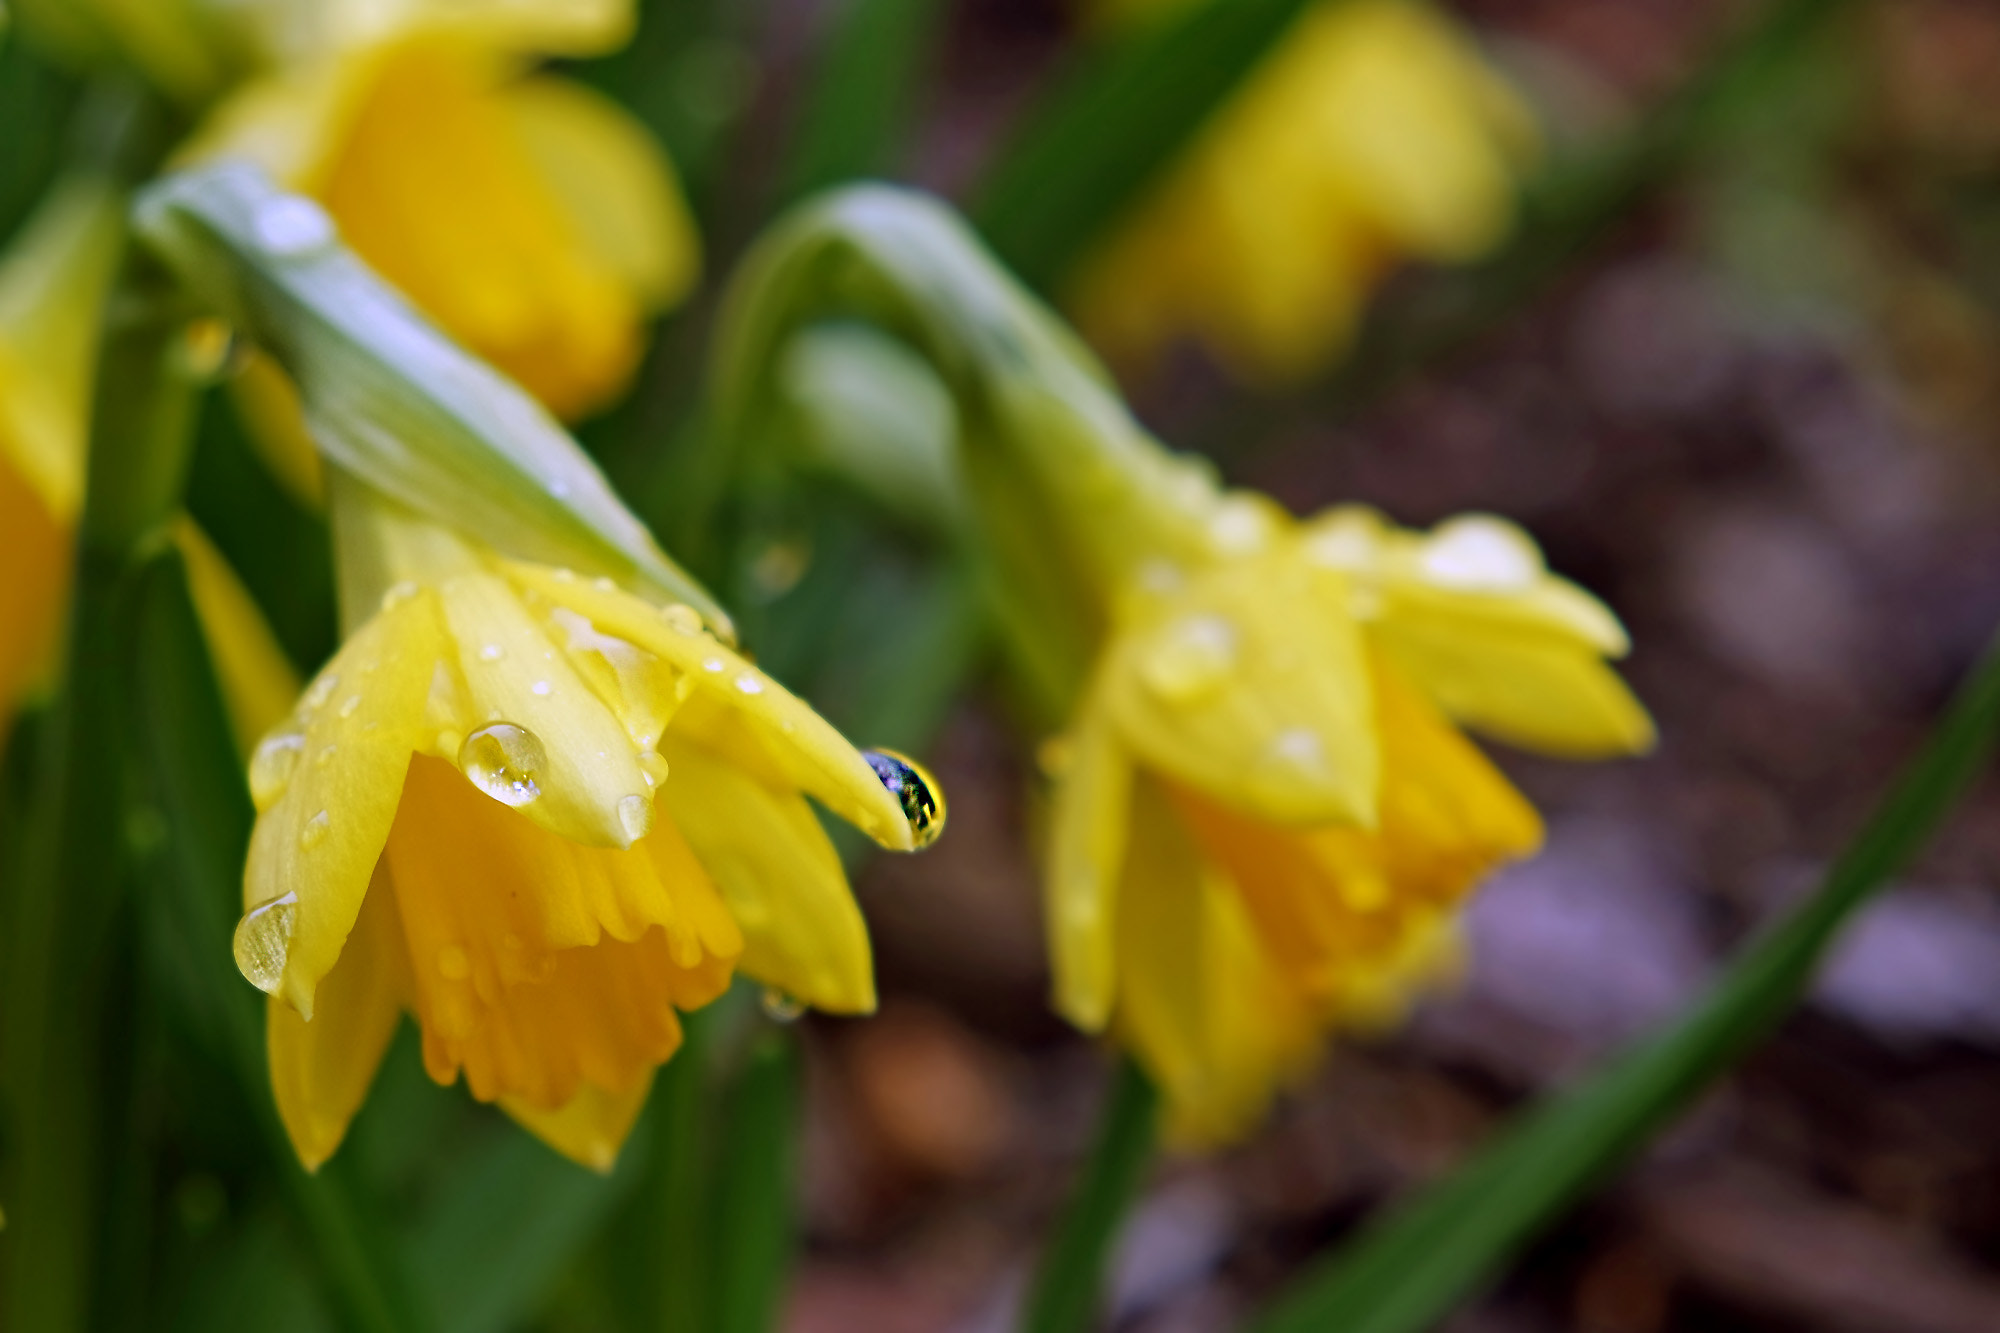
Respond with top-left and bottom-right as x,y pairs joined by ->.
186,0 -> 698,438
1047,496 -> 1651,1144
239,475 -> 934,1170
1069,0 -> 1536,383
0,177 -> 124,736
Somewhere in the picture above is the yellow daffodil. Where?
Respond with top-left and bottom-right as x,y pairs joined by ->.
707,184 -> 1643,1145
238,475 -> 935,1170
1069,0 -> 1536,383
0,177 -> 124,736
1045,496 -> 1650,1145
186,0 -> 699,440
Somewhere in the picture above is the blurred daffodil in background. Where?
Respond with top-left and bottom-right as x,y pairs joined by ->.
186,0 -> 701,503
721,189 -> 1649,1145
1047,499 -> 1651,1143
1070,0 -> 1536,383
0,177 -> 122,739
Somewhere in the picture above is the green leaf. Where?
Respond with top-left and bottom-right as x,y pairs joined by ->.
780,0 -> 946,205
1252,627 -> 2000,1333
1022,1059 -> 1158,1333
968,0 -> 1316,292
712,1033 -> 802,1333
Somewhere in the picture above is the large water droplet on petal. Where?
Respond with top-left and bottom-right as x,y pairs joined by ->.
1139,614 -> 1239,703
761,988 -> 806,1022
864,749 -> 945,848
233,892 -> 299,994
249,732 -> 305,810
1419,517 -> 1543,592
618,793 -> 654,842
253,195 -> 336,257
637,750 -> 670,788
459,723 -> 546,807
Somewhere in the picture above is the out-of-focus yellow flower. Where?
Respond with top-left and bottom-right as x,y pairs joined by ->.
174,516 -> 304,755
237,475 -> 932,1171
1044,492 -> 1650,1145
0,178 -> 124,734
1069,0 -> 1536,383
187,0 -> 699,434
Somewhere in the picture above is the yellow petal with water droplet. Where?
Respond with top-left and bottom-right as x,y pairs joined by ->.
1044,683 -> 1131,1033
435,570 -> 652,848
266,873 -> 409,1171
500,1071 -> 654,1174
1103,542 -> 1378,827
504,562 -> 915,851
244,588 -> 445,1020
659,736 -> 874,1015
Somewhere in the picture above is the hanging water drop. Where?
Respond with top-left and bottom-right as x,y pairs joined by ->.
233,892 -> 299,994
248,732 -> 305,809
1139,614 -> 1238,703
618,793 -> 653,842
863,750 -> 946,848
761,988 -> 806,1022
459,723 -> 546,807
637,750 -> 670,788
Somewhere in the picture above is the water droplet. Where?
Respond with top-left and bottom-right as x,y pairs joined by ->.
1139,614 -> 1238,703
1266,728 -> 1327,774
761,988 -> 806,1022
249,733 -> 305,809
233,892 -> 299,994
380,580 -> 419,611
592,576 -> 617,592
734,673 -> 764,695
618,793 -> 653,842
337,694 -> 361,719
459,723 -> 546,807
302,671 -> 339,710
253,195 -> 336,257
1208,495 -> 1275,554
702,657 -> 725,673
531,680 -> 552,697
863,750 -> 945,848
553,568 -> 577,583
1137,559 -> 1183,595
1419,517 -> 1542,591
660,603 -> 703,635
638,750 -> 670,787
299,809 -> 330,849
314,744 -> 337,769
437,945 -> 471,980
479,643 -> 505,662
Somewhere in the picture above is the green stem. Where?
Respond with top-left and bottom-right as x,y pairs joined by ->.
713,1032 -> 802,1333
1022,1058 -> 1159,1333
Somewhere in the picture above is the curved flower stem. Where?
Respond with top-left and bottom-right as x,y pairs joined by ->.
1022,1058 -> 1159,1333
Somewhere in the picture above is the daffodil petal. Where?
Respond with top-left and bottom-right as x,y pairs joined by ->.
504,76 -> 699,312
324,0 -> 633,56
247,589 -> 445,1020
176,517 -> 302,755
503,564 -> 916,850
500,1071 -> 653,1174
1045,686 -> 1132,1032
266,872 -> 409,1171
658,735 -> 874,1015
1372,620 -> 1654,758
1102,543 -> 1378,827
0,459 -> 69,723
227,350 -> 326,508
435,570 -> 653,848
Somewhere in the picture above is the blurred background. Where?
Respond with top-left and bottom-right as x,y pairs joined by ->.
8,0 -> 2000,1330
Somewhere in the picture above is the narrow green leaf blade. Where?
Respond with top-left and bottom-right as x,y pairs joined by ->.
781,0 -> 946,205
1022,1059 -> 1158,1333
968,0 -> 1316,292
713,1033 -> 802,1333
1254,628 -> 2000,1333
